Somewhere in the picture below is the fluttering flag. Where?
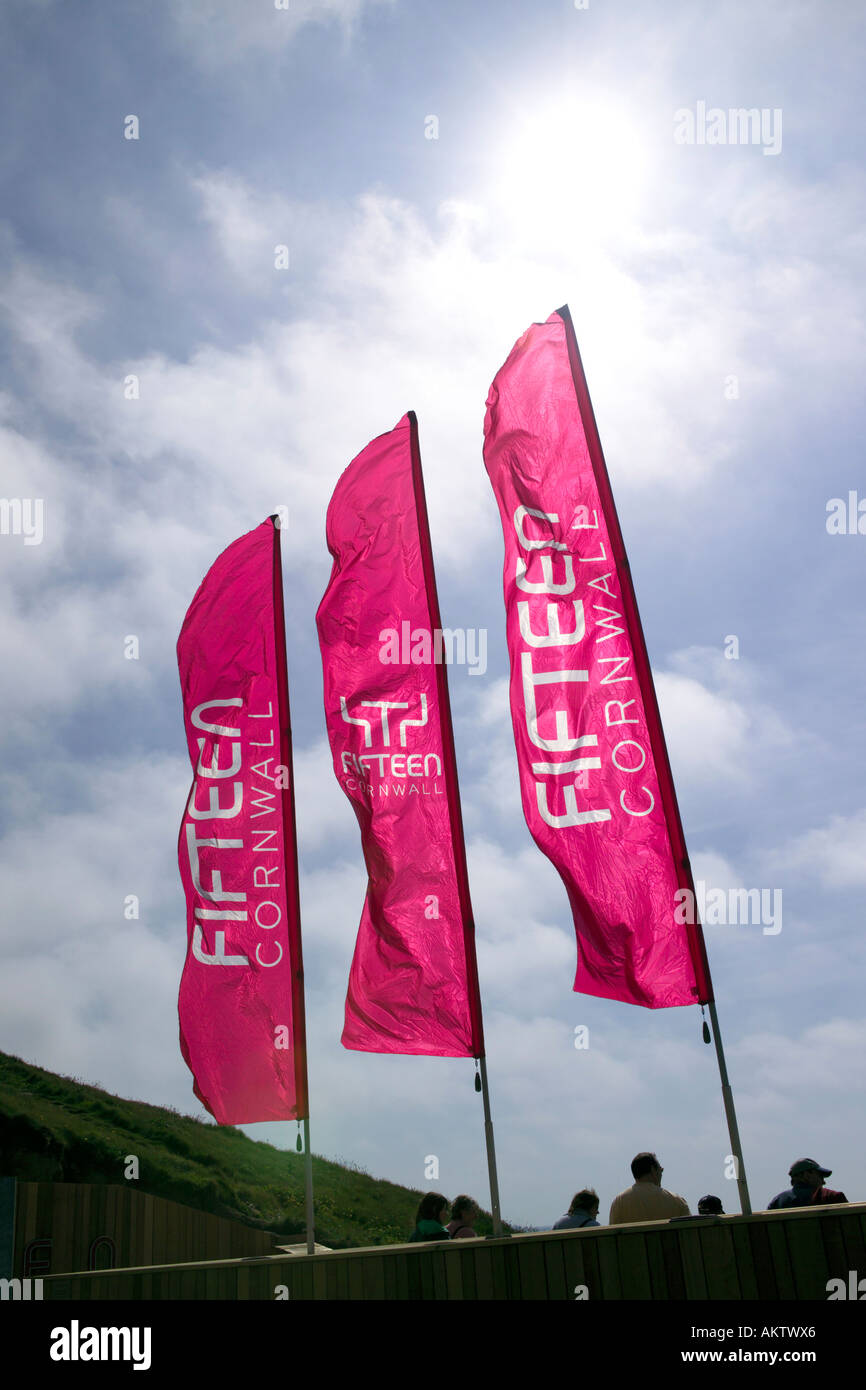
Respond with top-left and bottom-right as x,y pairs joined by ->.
177,517 -> 309,1123
316,412 -> 485,1057
483,307 -> 713,1009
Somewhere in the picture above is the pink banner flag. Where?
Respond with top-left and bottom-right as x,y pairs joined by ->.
483,308 -> 713,1009
177,517 -> 309,1123
316,413 -> 484,1057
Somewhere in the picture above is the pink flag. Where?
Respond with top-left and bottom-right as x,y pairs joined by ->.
177,517 -> 309,1123
316,413 -> 484,1057
483,308 -> 713,1009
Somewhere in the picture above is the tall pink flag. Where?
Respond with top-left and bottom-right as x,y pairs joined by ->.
177,517 -> 309,1123
316,412 -> 484,1057
483,307 -> 713,1009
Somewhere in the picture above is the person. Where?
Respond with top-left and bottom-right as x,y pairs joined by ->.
609,1153 -> 690,1225
447,1195 -> 480,1239
553,1189 -> 600,1229
697,1195 -> 724,1215
767,1159 -> 848,1210
408,1192 -> 451,1241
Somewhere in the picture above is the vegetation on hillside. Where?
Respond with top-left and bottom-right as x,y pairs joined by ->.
0,1051 -> 512,1248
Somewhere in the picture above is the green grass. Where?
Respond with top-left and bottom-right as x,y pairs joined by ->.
0,1050 -> 513,1248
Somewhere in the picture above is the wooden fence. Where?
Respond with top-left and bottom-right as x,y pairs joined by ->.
40,1200 -> 866,1300
4,1180 -> 273,1278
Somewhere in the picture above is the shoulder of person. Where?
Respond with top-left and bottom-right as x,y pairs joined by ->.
815,1187 -> 848,1204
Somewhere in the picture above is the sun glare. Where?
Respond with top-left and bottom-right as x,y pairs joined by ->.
490,94 -> 650,247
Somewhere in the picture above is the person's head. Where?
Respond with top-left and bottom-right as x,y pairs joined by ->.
416,1192 -> 449,1225
450,1195 -> 479,1225
631,1152 -> 663,1184
569,1188 -> 599,1216
697,1195 -> 724,1215
789,1159 -> 831,1189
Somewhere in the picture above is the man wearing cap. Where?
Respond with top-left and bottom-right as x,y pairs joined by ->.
767,1159 -> 848,1209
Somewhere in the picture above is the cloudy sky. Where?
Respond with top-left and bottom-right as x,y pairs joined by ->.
1,0 -> 864,1232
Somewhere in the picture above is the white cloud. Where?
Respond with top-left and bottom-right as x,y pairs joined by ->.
767,808 -> 866,889
654,646 -> 799,798
165,0 -> 397,69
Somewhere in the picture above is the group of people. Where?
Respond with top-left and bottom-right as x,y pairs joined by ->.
408,1153 -> 850,1241
551,1152 -> 849,1229
408,1193 -> 482,1242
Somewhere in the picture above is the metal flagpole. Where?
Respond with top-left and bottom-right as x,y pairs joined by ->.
303,1119 -> 315,1254
272,515 -> 316,1254
478,1057 -> 503,1236
706,1000 -> 751,1215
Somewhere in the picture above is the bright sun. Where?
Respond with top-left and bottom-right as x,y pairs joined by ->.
490,94 -> 651,247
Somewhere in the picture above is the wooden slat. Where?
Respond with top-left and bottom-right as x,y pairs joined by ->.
500,1241 -> 521,1299
516,1238 -> 549,1300
75,1184 -> 86,1263
105,1186 -> 120,1268
416,1247 -> 435,1300
744,1219 -> 777,1299
764,1218 -> 796,1299
329,1254 -> 349,1299
842,1213 -> 866,1273
644,1224 -> 669,1299
153,1189 -> 167,1265
251,1265 -> 276,1301
559,1233 -> 589,1300
676,1227 -> 709,1299
294,1259 -> 316,1300
817,1214 -> 848,1286
444,1249 -> 464,1300
728,1221 -> 760,1300
542,1237 -> 568,1301
142,1192 -> 154,1265
473,1245 -> 495,1300
457,1244 -> 477,1300
697,1223 -> 741,1299
431,1248 -> 448,1300
616,1232 -> 652,1299
786,1214 -> 830,1299
359,1255 -> 385,1300
597,1234 -> 623,1298
382,1249 -> 397,1299
313,1256 -> 329,1300
125,1189 -> 138,1270
574,1230 -> 600,1299
16,1183 -> 38,1275
405,1250 -> 422,1299
53,1185 -> 75,1274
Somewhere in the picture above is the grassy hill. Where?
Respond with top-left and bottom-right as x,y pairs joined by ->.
0,1050 -> 512,1249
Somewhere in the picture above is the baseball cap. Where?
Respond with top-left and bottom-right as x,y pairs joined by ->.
789,1158 -> 831,1178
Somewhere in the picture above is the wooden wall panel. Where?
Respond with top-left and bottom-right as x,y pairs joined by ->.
38,1202 -> 866,1302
